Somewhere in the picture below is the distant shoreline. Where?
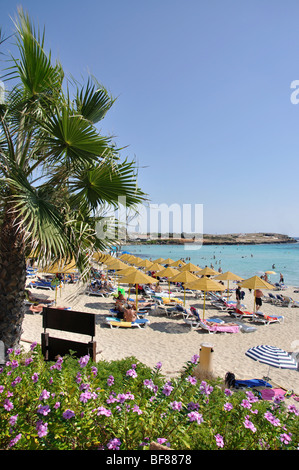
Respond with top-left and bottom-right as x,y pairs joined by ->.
122,233 -> 297,246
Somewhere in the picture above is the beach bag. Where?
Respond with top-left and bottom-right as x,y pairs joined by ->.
124,309 -> 137,322
240,291 -> 245,300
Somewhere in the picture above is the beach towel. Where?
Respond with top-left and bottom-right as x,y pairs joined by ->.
259,388 -> 286,401
234,379 -> 272,389
208,324 -> 239,333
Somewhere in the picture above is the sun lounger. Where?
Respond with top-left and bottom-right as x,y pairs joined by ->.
233,321 -> 257,333
28,279 -> 55,290
252,312 -> 284,325
183,308 -> 238,333
228,308 -> 255,320
105,317 -> 150,328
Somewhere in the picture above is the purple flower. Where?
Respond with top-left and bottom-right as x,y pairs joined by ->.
126,369 -> 138,378
32,372 -> 39,383
132,405 -> 143,415
3,399 -> 14,411
215,434 -> 224,448
91,366 -> 98,376
224,388 -> 233,397
288,404 -> 299,415
170,401 -> 183,411
241,399 -> 252,409
30,342 -> 37,351
191,354 -> 200,364
187,375 -> 197,385
162,383 -> 173,397
9,433 -> 22,447
78,355 -> 90,368
199,381 -> 213,396
107,375 -> 114,387
264,411 -> 281,427
80,391 -> 92,403
25,358 -> 33,366
157,438 -> 170,447
187,411 -> 203,424
54,402 -> 60,409
63,409 -> 75,419
155,362 -> 162,370
36,420 -> 48,438
224,402 -> 233,411
37,405 -> 51,416
244,415 -> 257,432
9,414 -> 18,426
107,438 -> 121,450
97,406 -> 112,417
187,402 -> 200,411
39,389 -> 50,401
280,433 -> 292,445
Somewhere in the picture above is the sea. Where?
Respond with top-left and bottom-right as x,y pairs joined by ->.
119,241 -> 299,286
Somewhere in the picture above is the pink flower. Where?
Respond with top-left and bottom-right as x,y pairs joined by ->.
224,402 -> 233,411
36,420 -> 48,438
187,411 -> 203,424
215,433 -> 224,448
244,415 -> 256,432
280,433 -> 292,445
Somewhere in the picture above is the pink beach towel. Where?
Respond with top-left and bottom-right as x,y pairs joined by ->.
260,388 -> 286,401
208,325 -> 239,333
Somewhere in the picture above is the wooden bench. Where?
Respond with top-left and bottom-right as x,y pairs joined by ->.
41,307 -> 96,361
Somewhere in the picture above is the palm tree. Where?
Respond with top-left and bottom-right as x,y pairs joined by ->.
0,9 -> 146,352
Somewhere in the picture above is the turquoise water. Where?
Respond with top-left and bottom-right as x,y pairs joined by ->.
120,242 -> 299,286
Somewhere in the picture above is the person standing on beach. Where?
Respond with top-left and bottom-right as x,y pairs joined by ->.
280,273 -> 284,284
255,289 -> 263,311
236,285 -> 241,309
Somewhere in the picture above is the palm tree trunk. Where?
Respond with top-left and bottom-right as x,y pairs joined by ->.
0,205 -> 26,354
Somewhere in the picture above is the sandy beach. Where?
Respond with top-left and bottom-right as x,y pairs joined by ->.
21,279 -> 299,397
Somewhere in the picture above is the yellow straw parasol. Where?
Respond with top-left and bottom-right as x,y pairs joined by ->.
153,258 -> 165,263
118,270 -> 158,308
169,270 -> 198,306
148,262 -> 165,272
196,266 -> 219,276
162,258 -> 175,265
169,259 -> 186,267
179,262 -> 200,272
239,275 -> 275,311
214,271 -> 244,300
105,259 -> 128,270
156,266 -> 180,298
135,259 -> 154,269
185,277 -> 225,319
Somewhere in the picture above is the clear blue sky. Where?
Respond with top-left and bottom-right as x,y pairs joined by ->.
1,1 -> 299,236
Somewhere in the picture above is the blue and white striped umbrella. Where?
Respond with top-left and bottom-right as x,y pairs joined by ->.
245,345 -> 298,370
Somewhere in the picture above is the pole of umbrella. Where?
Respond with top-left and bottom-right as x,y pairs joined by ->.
203,291 -> 206,319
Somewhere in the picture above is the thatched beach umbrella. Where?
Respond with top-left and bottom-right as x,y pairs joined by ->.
196,266 -> 219,276
148,262 -> 164,273
179,262 -> 200,273
153,257 -> 165,264
135,259 -> 154,269
214,271 -> 244,300
162,258 -> 174,265
156,266 -> 180,298
169,259 -> 186,268
118,270 -> 158,308
239,275 -> 274,311
185,276 -> 225,319
169,270 -> 198,306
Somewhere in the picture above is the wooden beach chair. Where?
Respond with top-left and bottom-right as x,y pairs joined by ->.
41,307 -> 97,361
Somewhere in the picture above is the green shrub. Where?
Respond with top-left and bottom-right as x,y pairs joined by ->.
0,344 -> 298,450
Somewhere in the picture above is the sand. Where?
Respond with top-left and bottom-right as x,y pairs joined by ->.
21,279 -> 299,396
